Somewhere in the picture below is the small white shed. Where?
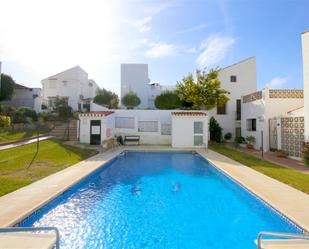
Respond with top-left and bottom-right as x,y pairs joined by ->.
78,111 -> 115,145
171,112 -> 208,148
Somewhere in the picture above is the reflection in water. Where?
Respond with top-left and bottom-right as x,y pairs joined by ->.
171,182 -> 182,193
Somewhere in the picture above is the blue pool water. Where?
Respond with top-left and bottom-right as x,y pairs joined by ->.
20,152 -> 302,248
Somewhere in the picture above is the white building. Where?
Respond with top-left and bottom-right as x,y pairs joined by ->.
208,57 -> 257,139
241,87 -> 304,152
78,108 -> 208,148
0,83 -> 42,112
120,64 -> 174,109
302,30 -> 309,141
41,66 -> 99,111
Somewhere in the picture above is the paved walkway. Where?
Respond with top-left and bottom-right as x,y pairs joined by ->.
0,136 -> 54,151
226,144 -> 309,175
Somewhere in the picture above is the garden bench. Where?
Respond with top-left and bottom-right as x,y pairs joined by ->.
124,135 -> 140,145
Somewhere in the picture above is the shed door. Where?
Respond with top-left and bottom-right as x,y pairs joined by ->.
90,120 -> 101,145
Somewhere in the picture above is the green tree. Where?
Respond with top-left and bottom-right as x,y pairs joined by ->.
121,91 -> 141,109
93,88 -> 119,109
155,91 -> 182,109
176,69 -> 229,110
53,97 -> 73,119
209,117 -> 222,143
0,74 -> 16,101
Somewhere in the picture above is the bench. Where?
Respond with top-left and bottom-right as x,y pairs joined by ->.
124,135 -> 140,145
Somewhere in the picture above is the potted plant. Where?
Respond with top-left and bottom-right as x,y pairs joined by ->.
224,132 -> 232,142
245,135 -> 255,149
234,136 -> 246,148
276,149 -> 286,158
302,142 -> 309,166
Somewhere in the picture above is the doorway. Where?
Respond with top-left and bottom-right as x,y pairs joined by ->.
90,120 -> 101,145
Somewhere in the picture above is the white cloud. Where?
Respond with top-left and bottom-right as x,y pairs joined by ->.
175,23 -> 208,35
125,16 -> 152,33
145,42 -> 178,58
196,34 -> 235,68
265,77 -> 289,88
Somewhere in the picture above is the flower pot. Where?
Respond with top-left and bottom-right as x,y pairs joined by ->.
246,144 -> 254,149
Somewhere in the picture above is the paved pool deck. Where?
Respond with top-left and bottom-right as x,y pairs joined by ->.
0,145 -> 308,235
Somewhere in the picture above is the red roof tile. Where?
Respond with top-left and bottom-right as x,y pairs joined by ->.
79,111 -> 114,117
172,111 -> 207,116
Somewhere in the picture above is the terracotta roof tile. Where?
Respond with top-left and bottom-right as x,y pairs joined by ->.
79,111 -> 114,117
172,111 -> 207,116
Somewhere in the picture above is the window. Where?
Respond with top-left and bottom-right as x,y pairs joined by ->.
161,123 -> 171,135
236,99 -> 241,120
194,121 -> 203,134
247,119 -> 256,131
230,75 -> 237,82
115,117 -> 135,129
138,121 -> 158,132
217,104 -> 227,115
194,135 -> 204,146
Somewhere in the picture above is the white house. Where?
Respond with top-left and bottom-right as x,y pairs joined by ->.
0,83 -> 42,112
208,57 -> 257,139
302,30 -> 309,141
120,64 -> 174,109
172,112 -> 208,148
78,108 -> 208,148
41,66 -> 99,111
241,87 -> 304,152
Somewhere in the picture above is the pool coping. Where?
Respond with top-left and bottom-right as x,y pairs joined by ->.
0,146 -> 308,234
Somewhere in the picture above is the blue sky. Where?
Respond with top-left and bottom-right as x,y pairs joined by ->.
0,0 -> 308,95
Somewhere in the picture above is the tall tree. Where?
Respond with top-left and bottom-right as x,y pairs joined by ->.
121,91 -> 141,109
0,74 -> 15,101
93,88 -> 119,109
176,69 -> 229,110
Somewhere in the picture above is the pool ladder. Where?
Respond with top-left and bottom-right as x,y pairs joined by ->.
256,231 -> 309,249
0,226 -> 60,249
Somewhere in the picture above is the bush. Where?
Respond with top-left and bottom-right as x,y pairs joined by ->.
246,135 -> 256,144
53,97 -> 73,119
121,91 -> 141,109
18,107 -> 38,121
155,91 -> 182,109
0,115 -> 11,128
93,88 -> 119,109
224,132 -> 232,140
209,117 -> 222,143
302,142 -> 309,166
235,136 -> 246,144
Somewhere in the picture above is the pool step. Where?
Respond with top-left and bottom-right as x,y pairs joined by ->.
256,231 -> 309,249
0,227 -> 59,249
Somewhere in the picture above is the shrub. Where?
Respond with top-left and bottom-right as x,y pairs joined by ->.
246,135 -> 256,144
18,107 -> 38,121
224,132 -> 232,140
154,91 -> 182,109
93,88 -> 119,109
121,91 -> 141,109
0,115 -> 11,128
53,97 -> 73,119
302,142 -> 309,166
235,136 -> 246,144
209,117 -> 222,143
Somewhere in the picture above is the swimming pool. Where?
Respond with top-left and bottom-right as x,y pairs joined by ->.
20,151 -> 303,248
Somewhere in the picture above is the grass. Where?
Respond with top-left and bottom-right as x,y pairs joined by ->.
0,126 -> 51,144
209,143 -> 309,194
0,139 -> 98,196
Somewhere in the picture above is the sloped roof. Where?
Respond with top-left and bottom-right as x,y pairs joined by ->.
172,111 -> 207,116
79,111 -> 114,117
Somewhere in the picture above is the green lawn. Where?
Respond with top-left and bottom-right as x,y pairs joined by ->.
209,143 -> 309,194
0,126 -> 51,144
0,139 -> 98,196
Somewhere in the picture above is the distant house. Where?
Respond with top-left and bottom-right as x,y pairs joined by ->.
208,57 -> 257,139
120,64 -> 174,109
0,83 -> 42,113
302,30 -> 309,141
41,66 -> 99,111
241,88 -> 304,153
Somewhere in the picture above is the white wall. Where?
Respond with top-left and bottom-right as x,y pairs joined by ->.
241,88 -> 304,151
172,115 -> 208,148
113,109 -> 173,144
302,31 -> 309,141
121,64 -> 150,109
42,66 -> 99,111
209,57 -> 257,139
